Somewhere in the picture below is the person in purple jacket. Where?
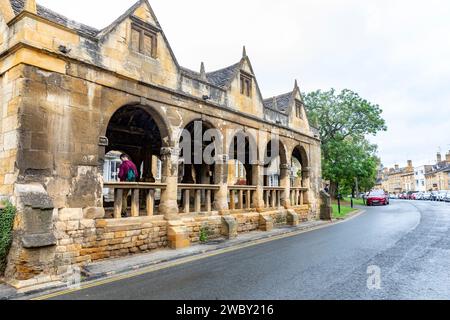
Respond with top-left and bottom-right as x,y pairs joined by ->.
118,154 -> 138,182
118,154 -> 139,216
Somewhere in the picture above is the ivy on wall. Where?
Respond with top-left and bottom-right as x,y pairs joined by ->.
0,201 -> 16,275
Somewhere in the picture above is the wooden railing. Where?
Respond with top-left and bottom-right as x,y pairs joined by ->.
104,182 -> 166,219
228,186 -> 257,210
178,184 -> 220,214
104,183 -> 309,219
291,187 -> 308,206
263,186 -> 284,209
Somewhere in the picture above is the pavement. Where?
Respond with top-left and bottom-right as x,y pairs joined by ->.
27,200 -> 450,300
1,212 -> 362,300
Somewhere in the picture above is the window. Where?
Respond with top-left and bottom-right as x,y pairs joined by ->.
130,24 -> 157,58
295,100 -> 303,119
240,73 -> 252,97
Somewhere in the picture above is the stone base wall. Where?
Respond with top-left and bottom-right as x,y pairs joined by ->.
181,216 -> 223,243
234,213 -> 261,233
6,205 -> 314,289
56,214 -> 169,269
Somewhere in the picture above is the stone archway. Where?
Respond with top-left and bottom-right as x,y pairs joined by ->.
228,131 -> 258,186
264,140 -> 288,187
291,145 -> 311,205
105,104 -> 170,180
103,105 -> 171,216
179,120 -> 218,185
291,145 -> 309,187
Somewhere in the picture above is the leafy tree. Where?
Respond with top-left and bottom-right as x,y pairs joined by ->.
304,89 -> 387,197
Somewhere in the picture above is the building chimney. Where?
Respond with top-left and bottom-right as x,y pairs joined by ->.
395,164 -> 399,171
437,152 -> 442,163
407,160 -> 413,168
446,151 -> 450,163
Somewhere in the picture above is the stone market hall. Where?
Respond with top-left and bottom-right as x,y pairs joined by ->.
0,0 -> 325,289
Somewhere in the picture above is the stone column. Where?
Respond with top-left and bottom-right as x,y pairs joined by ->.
143,150 -> 155,182
302,167 -> 311,204
159,147 -> 180,220
252,161 -> 265,211
214,154 -> 229,213
280,164 -> 291,208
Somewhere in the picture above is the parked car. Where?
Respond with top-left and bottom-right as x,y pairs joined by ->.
437,191 -> 449,202
444,193 -> 450,202
422,192 -> 432,201
415,192 -> 424,200
430,191 -> 440,201
367,190 -> 390,206
411,192 -> 420,200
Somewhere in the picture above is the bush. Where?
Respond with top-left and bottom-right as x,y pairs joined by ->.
0,201 -> 16,275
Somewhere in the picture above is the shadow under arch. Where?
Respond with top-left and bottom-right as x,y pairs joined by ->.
264,139 -> 289,187
104,104 -> 171,182
179,119 -> 220,185
103,103 -> 172,148
291,145 -> 310,188
228,131 -> 259,186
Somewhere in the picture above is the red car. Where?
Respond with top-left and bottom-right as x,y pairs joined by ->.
367,190 -> 390,206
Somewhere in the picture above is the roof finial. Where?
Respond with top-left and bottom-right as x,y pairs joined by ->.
200,62 -> 207,81
294,79 -> 299,89
242,45 -> 247,58
24,0 -> 37,14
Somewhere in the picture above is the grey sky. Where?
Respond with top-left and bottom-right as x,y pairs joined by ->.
38,0 -> 450,168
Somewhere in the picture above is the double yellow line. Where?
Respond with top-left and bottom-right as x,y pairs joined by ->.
33,212 -> 363,300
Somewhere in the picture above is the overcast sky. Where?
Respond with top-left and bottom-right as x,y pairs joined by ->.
38,0 -> 450,168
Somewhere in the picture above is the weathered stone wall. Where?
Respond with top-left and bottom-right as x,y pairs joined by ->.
181,215 -> 223,243
0,65 -> 22,197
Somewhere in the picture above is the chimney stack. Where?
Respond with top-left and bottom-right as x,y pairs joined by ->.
437,152 -> 442,163
395,164 -> 399,171
446,151 -> 450,163
407,160 -> 413,168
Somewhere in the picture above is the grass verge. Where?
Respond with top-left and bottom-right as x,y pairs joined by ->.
332,204 -> 357,219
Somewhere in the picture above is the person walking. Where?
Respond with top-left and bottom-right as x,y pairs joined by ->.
118,154 -> 139,217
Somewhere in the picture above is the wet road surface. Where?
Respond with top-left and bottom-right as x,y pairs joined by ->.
48,200 -> 450,300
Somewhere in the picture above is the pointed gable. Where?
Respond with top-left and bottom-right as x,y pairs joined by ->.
263,81 -> 311,132
96,0 -> 180,88
133,2 -> 158,26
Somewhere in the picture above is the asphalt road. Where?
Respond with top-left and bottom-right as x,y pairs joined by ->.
49,200 -> 450,300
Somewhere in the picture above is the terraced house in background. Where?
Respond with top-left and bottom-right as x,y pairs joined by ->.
0,0 -> 324,289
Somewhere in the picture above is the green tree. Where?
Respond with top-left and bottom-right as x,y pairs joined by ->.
304,89 -> 387,197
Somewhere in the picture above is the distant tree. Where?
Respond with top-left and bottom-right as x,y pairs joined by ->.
304,89 -> 387,197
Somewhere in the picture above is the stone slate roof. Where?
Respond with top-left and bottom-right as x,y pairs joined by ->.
263,92 -> 292,114
180,63 -> 241,89
10,0 -> 100,37
180,67 -> 202,80
206,63 -> 240,88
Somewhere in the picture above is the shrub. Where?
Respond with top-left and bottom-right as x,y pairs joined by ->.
199,227 -> 208,243
199,224 -> 212,243
0,201 -> 16,275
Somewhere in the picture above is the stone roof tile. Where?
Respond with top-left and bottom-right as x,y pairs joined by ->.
10,0 -> 100,37
263,92 -> 292,114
